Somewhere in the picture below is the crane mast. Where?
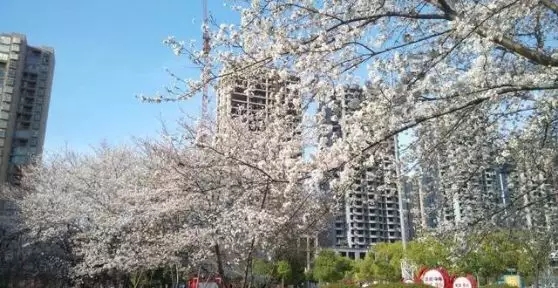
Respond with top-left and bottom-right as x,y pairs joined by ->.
201,0 -> 210,125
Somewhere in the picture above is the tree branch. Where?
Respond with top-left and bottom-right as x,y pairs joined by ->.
434,0 -> 558,67
476,28 -> 558,66
540,0 -> 558,15
197,143 -> 287,183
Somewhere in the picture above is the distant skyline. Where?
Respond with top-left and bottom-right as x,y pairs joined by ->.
1,0 -> 238,153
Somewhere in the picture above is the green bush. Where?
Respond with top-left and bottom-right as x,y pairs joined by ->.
482,284 -> 517,288
372,283 -> 433,288
321,281 -> 359,288
322,282 -> 432,288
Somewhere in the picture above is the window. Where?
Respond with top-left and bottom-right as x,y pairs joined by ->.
23,106 -> 35,114
15,138 -> 28,146
5,77 -> 14,86
10,155 -> 27,165
0,129 -> 5,138
0,62 -> 5,78
34,113 -> 41,121
30,137 -> 37,147
0,36 -> 11,44
20,122 -> 30,130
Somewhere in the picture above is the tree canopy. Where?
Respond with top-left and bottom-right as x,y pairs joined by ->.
312,249 -> 354,283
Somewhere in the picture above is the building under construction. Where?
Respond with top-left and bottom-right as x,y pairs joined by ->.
216,68 -> 301,135
317,85 -> 401,259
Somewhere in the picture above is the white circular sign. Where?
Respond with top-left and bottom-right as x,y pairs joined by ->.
453,277 -> 473,288
421,269 -> 445,288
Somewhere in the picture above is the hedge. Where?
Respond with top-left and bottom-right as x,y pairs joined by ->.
321,282 -> 433,288
482,284 -> 517,288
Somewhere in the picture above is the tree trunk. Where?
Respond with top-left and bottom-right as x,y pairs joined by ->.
131,270 -> 143,288
215,243 -> 228,288
176,264 -> 181,288
241,239 -> 256,288
248,262 -> 255,288
243,184 -> 270,288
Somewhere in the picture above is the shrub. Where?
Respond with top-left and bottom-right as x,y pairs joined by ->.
321,281 -> 359,288
482,284 -> 517,288
372,283 -> 433,288
322,282 -> 432,288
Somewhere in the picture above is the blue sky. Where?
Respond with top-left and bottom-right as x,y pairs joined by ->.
1,0 -> 237,152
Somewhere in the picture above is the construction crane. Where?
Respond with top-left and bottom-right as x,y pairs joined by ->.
194,0 -> 211,144
201,0 -> 211,128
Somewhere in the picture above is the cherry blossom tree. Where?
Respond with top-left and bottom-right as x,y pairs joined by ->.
8,146 -> 189,283
144,112 -> 332,287
9,111 -> 332,284
146,0 -> 557,232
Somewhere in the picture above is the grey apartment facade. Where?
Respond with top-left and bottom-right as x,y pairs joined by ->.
216,70 -> 300,132
409,110 -> 558,234
318,85 -> 401,259
0,33 -> 54,185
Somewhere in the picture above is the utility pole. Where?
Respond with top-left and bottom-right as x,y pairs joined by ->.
395,134 -> 413,282
395,134 -> 407,250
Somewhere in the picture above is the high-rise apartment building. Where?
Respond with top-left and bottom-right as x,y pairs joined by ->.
318,85 -> 401,259
0,33 -> 54,184
408,165 -> 511,232
502,160 -> 558,232
216,71 -> 300,131
409,110 -> 556,232
216,69 -> 303,161
405,110 -> 513,231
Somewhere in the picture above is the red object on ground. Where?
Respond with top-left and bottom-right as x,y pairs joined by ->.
452,275 -> 477,288
416,267 -> 452,288
188,276 -> 223,288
